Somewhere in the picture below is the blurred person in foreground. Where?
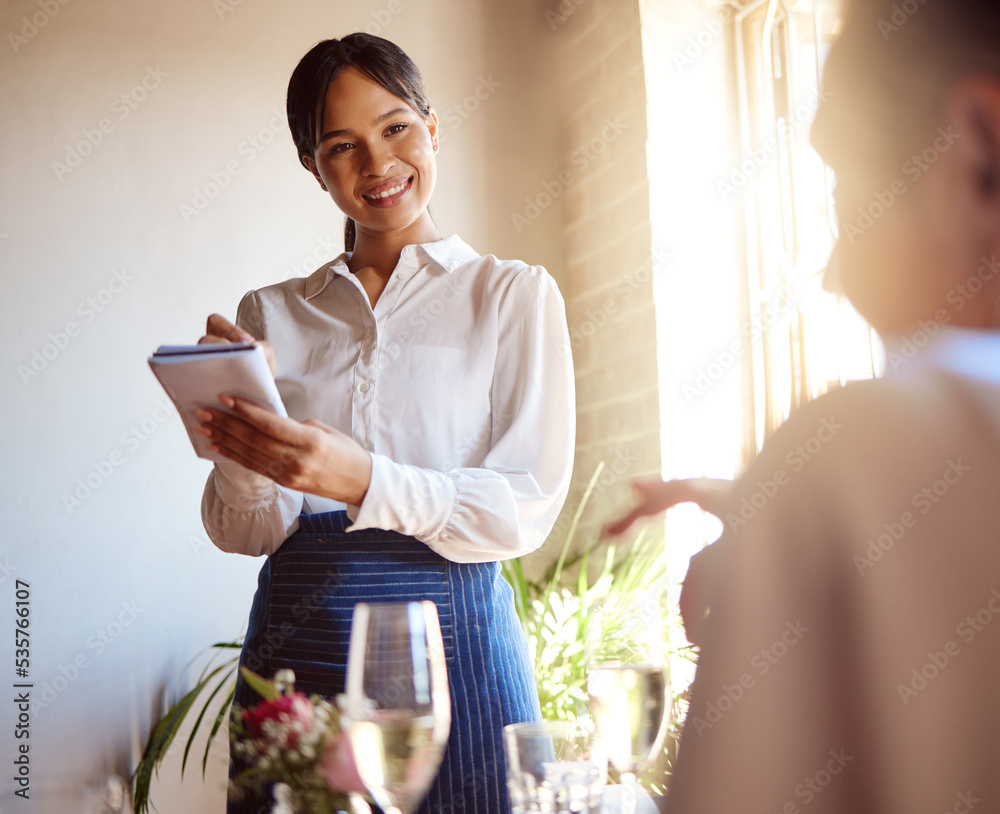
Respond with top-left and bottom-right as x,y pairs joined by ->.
612,1 -> 1000,811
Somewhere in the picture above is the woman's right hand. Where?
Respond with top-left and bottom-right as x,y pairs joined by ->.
605,477 -> 734,646
604,477 -> 733,536
198,313 -> 277,378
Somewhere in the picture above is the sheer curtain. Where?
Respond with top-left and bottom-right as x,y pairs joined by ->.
732,0 -> 881,456
641,0 -> 879,591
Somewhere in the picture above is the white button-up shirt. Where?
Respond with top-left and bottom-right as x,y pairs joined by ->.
202,235 -> 575,563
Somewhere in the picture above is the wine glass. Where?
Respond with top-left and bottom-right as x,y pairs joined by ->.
344,601 -> 451,814
586,593 -> 670,814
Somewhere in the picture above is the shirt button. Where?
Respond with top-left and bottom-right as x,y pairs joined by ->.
404,246 -> 415,257
398,272 -> 409,281
359,382 -> 370,393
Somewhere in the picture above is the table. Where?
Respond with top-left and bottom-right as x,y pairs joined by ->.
601,784 -> 667,813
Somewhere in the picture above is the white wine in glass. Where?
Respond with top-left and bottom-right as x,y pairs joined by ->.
586,593 -> 670,814
345,601 -> 451,814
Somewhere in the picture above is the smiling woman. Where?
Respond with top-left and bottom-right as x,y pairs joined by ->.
195,33 -> 575,814
287,36 -> 440,265
298,62 -> 439,308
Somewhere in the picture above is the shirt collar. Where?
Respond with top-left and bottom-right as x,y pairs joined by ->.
304,234 -> 478,299
884,327 -> 1000,386
420,233 -> 479,272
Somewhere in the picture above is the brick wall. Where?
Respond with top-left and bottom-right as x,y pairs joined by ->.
524,0 -> 664,576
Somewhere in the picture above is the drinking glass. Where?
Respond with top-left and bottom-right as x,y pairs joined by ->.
504,720 -> 607,813
344,601 -> 451,814
585,593 -> 670,814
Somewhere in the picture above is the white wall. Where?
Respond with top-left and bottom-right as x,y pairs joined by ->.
0,0 -> 561,810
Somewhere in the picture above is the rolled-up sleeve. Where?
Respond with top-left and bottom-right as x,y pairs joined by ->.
347,268 -> 575,563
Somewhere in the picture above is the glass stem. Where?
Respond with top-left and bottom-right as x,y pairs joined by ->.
347,793 -> 371,814
621,770 -> 638,814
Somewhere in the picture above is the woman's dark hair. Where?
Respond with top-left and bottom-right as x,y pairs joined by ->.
286,33 -> 432,252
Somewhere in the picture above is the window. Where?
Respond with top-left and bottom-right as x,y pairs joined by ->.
733,0 -> 880,451
640,0 -> 879,578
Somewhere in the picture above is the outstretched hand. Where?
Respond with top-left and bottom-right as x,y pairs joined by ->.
606,476 -> 734,646
604,476 -> 733,536
197,395 -> 372,506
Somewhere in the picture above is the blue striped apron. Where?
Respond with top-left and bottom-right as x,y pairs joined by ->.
227,511 -> 541,814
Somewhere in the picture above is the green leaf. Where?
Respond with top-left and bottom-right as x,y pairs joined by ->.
600,542 -> 617,581
548,462 -> 605,588
132,640 -> 243,813
181,658 -> 239,778
238,666 -> 281,701
503,557 -> 530,634
190,637 -> 244,685
204,679 -> 238,777
133,683 -> 207,813
497,457 -> 696,737
577,544 -> 590,606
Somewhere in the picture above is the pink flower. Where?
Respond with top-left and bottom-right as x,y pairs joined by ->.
242,693 -> 314,748
320,732 -> 367,794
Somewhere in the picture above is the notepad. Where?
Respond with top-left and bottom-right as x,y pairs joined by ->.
148,343 -> 287,463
